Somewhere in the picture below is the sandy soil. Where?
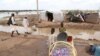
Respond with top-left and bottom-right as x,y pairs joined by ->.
0,32 -> 100,56
0,19 -> 100,56
0,32 -> 48,56
36,21 -> 100,30
1,15 -> 100,31
0,13 -> 100,56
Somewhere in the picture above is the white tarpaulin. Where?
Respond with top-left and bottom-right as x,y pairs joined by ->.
53,11 -> 64,22
40,11 -> 64,22
40,11 -> 48,21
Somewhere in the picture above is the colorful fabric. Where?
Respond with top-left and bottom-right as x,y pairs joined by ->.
94,46 -> 100,56
52,48 -> 71,56
59,27 -> 66,33
67,36 -> 72,42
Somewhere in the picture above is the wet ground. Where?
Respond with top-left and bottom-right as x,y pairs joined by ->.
0,32 -> 48,56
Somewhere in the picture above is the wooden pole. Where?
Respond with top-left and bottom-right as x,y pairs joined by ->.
36,0 -> 40,22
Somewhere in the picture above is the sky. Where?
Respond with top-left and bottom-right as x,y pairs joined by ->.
0,0 -> 100,11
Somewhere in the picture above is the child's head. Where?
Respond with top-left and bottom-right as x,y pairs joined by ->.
11,13 -> 15,17
25,17 -> 27,19
51,28 -> 55,34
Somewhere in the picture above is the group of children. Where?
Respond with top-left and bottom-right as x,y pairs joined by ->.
49,22 -> 75,56
7,13 -> 29,37
49,22 -> 73,46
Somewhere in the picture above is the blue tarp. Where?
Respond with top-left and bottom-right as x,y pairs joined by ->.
94,46 -> 100,56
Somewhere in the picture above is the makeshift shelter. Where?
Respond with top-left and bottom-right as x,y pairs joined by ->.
53,11 -> 64,22
40,11 -> 48,21
85,13 -> 100,24
71,13 -> 84,22
63,12 -> 85,22
40,11 -> 64,22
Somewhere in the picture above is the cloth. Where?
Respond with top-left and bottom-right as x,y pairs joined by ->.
67,36 -> 72,42
11,17 -> 16,25
78,14 -> 84,22
94,46 -> 100,56
22,18 -> 29,32
7,16 -> 16,25
9,17 -> 17,32
22,18 -> 29,27
48,34 -> 56,46
88,45 -> 96,55
59,27 -> 66,33
10,25 -> 18,32
52,48 -> 70,56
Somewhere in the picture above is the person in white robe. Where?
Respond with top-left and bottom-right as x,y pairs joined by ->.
22,17 -> 29,35
48,28 -> 57,46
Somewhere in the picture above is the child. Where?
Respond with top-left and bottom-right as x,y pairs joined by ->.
48,28 -> 56,46
7,13 -> 20,37
59,22 -> 66,33
22,17 -> 29,36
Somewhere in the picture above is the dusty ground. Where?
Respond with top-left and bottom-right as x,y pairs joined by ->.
0,20 -> 100,56
0,16 -> 100,31
36,21 -> 100,30
0,32 -> 100,56
0,32 -> 48,56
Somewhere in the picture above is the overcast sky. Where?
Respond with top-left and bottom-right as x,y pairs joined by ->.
0,0 -> 100,11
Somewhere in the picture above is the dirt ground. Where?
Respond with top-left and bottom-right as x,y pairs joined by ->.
0,32 -> 48,56
36,21 -> 100,30
0,13 -> 100,56
0,32 -> 100,56
0,20 -> 100,56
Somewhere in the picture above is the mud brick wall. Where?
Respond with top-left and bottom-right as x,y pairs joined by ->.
85,13 -> 100,24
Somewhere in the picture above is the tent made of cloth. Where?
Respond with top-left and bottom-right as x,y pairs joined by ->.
40,11 -> 64,22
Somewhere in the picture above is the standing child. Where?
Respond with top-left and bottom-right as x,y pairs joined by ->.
48,28 -> 56,46
59,22 -> 66,33
22,17 -> 29,36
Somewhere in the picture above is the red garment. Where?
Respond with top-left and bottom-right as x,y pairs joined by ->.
67,36 -> 72,42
